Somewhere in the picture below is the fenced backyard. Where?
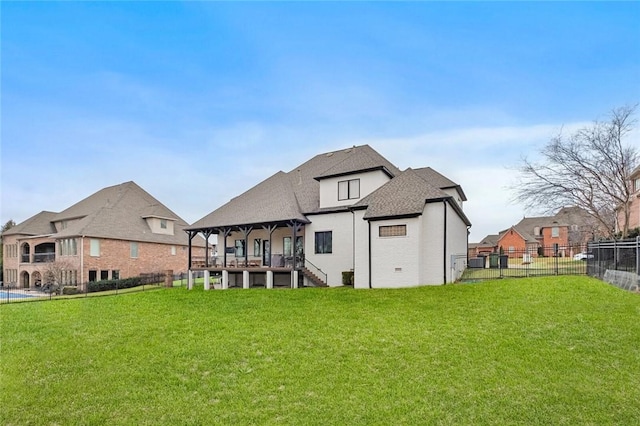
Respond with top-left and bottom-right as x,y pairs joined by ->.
0,272 -> 177,304
461,245 -> 588,281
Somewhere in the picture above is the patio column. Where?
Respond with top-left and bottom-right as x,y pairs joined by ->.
204,270 -> 210,290
291,269 -> 299,288
266,270 -> 273,289
222,270 -> 229,289
188,270 -> 194,290
243,270 -> 250,289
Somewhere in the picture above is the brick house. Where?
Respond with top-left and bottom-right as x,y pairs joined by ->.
616,165 -> 640,234
2,181 -> 206,290
493,207 -> 598,258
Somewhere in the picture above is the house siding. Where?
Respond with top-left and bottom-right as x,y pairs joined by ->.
370,217 -> 421,288
420,203 -> 446,285
319,170 -> 391,209
305,212 -> 354,286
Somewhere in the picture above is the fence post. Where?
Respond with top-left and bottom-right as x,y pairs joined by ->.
636,235 -> 640,275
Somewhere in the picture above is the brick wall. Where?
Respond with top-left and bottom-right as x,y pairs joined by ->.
497,229 -> 527,255
81,237 -> 204,282
3,234 -> 205,288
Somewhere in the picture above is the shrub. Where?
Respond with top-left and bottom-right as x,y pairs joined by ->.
87,277 -> 142,293
62,286 -> 81,295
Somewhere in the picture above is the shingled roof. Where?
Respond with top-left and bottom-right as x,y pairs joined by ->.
188,145 -> 403,230
3,182 -> 203,246
188,145 -> 470,231
2,211 -> 57,236
354,168 -> 471,224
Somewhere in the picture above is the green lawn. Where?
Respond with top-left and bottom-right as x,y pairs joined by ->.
1,276 -> 639,425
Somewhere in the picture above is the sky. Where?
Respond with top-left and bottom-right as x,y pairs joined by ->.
2,1 -> 639,242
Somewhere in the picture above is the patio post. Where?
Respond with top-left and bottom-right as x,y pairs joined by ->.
222,270 -> 229,289
204,270 -> 210,290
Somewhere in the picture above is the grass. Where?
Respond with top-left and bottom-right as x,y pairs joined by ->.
1,276 -> 639,425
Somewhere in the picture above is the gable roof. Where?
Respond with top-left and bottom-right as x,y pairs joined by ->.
188,145 -> 402,230
3,182 -> 203,246
497,226 -> 538,244
413,167 -> 468,201
354,168 -> 472,225
189,171 -> 308,229
476,234 -> 500,247
2,211 -> 57,237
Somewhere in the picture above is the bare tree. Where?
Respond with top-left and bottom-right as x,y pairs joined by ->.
512,105 -> 639,239
42,260 -> 75,294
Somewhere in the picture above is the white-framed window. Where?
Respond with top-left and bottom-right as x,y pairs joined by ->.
338,179 -> 360,201
160,219 -> 167,229
254,239 -> 261,257
379,225 -> 407,237
635,178 -> 640,192
171,246 -> 176,256
90,239 -> 100,257
551,227 -> 559,238
130,242 -> 138,258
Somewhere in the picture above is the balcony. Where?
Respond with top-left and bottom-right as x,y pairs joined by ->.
33,253 -> 56,263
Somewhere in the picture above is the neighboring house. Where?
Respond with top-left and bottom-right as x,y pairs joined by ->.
186,145 -> 471,289
2,181 -> 205,290
616,165 -> 640,234
494,206 -> 597,258
468,234 -> 500,258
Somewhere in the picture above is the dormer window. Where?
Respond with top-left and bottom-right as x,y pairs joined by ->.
160,219 -> 167,229
338,179 -> 360,201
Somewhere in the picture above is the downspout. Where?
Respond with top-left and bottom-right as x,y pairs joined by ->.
80,236 -> 84,288
368,220 -> 372,289
351,210 -> 356,273
443,201 -> 447,284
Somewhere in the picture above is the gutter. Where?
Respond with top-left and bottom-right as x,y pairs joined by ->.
443,201 -> 447,284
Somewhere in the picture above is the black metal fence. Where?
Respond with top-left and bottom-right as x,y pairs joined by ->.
587,238 -> 640,279
0,272 -> 185,305
461,245 -> 588,281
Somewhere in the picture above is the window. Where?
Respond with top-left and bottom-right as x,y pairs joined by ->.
160,219 -> 167,229
254,239 -> 261,257
235,240 -> 245,257
112,270 -> 120,280
130,242 -> 139,258
315,231 -> 332,254
551,227 -> 559,238
338,179 -> 360,201
89,270 -> 97,282
59,239 -> 78,256
90,239 -> 100,257
635,178 -> 640,192
283,237 -> 292,256
379,225 -> 407,237
100,270 -> 109,281
533,227 -> 541,236
171,246 -> 176,256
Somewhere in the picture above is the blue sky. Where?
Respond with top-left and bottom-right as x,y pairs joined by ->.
2,1 -> 639,242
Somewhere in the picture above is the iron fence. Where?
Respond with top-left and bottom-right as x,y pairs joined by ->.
461,245 -> 588,281
587,237 -> 640,279
0,271 -> 179,305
